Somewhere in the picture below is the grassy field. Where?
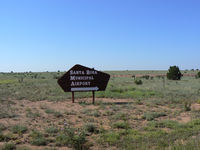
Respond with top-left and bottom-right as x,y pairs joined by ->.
0,70 -> 200,149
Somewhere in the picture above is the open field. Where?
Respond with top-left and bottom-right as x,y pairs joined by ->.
0,70 -> 200,149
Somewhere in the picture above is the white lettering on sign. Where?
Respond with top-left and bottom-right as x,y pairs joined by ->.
70,76 -> 94,81
70,70 -> 85,75
71,81 -> 91,86
86,70 -> 97,75
69,69 -> 97,87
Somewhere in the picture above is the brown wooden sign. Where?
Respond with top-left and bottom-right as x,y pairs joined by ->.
57,64 -> 110,103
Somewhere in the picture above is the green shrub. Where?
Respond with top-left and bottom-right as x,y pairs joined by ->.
142,75 -> 150,80
45,109 -> 63,118
56,133 -> 70,146
1,142 -> 16,150
12,125 -> 27,135
134,79 -> 143,85
113,121 -> 129,129
184,101 -> 191,111
167,66 -> 182,80
84,123 -> 98,133
112,112 -> 129,121
91,110 -> 101,117
142,112 -> 166,121
0,112 -> 16,119
0,132 -> 5,141
45,109 -> 55,114
45,126 -> 58,134
30,130 -> 47,146
72,133 -> 87,150
195,71 -> 200,79
147,120 -> 181,129
197,99 -> 200,104
31,137 -> 47,146
0,124 -> 6,131
56,127 -> 87,150
16,146 -> 30,150
101,131 -> 120,145
26,109 -> 40,118
0,132 -> 15,142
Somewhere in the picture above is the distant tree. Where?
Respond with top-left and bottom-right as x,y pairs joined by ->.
195,72 -> 200,79
134,79 -> 143,85
167,66 -> 182,80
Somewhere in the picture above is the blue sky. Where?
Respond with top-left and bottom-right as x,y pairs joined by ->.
0,0 -> 199,72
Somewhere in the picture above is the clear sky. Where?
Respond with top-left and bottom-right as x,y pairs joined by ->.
0,0 -> 200,72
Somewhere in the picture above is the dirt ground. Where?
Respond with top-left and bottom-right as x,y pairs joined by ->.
0,98 -> 196,149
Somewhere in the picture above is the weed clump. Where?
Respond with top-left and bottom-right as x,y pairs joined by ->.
56,126 -> 88,150
142,112 -> 166,121
0,132 -> 15,142
1,142 -> 16,150
45,109 -> 63,118
30,130 -> 47,146
12,125 -> 27,135
113,121 -> 129,129
101,132 -> 120,145
84,123 -> 98,133
184,101 -> 191,111
45,126 -> 58,134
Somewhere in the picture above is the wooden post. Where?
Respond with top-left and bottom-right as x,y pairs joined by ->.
72,92 -> 74,103
92,91 -> 95,104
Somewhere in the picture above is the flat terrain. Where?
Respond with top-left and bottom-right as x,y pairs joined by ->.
0,70 -> 200,149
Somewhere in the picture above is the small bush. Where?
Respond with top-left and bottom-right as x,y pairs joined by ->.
1,142 -> 16,150
195,72 -> 200,79
142,112 -> 166,121
184,101 -> 191,111
142,75 -> 150,80
26,109 -> 40,118
101,132 -> 120,145
113,121 -> 129,129
0,112 -> 16,119
91,110 -> 101,117
84,123 -> 98,133
45,109 -> 63,118
31,138 -> 47,146
45,127 -> 58,134
134,79 -> 143,85
16,146 -> 30,150
167,66 -> 182,80
0,124 -> 6,131
197,99 -> 200,104
147,120 -> 181,129
0,132 -> 15,142
112,112 -> 129,121
30,130 -> 47,146
56,127 -> 87,149
56,133 -> 70,146
0,132 -> 5,141
12,125 -> 27,135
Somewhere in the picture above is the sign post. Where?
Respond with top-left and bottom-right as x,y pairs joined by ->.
72,91 -> 74,103
57,64 -> 110,104
92,91 -> 95,104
